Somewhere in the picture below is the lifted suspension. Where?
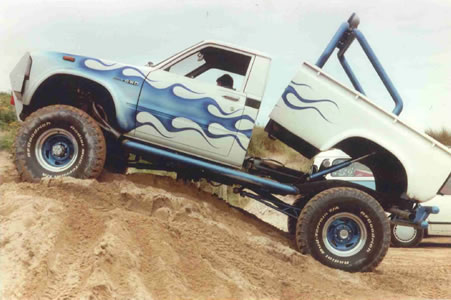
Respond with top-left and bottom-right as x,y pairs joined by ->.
236,188 -> 301,219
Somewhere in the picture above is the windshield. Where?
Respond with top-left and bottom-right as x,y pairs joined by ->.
152,41 -> 204,68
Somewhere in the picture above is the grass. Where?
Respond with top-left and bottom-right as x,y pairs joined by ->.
248,126 -> 312,172
0,93 -> 15,126
426,128 -> 451,146
248,127 -> 289,157
0,92 -> 19,152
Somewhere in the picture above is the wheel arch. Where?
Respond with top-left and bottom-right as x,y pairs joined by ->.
332,136 -> 408,200
23,73 -> 121,130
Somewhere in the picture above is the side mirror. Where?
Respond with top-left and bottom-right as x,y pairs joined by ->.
146,61 -> 154,67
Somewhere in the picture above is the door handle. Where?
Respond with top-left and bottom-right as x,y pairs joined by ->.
223,95 -> 240,102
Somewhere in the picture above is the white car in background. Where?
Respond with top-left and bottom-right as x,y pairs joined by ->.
313,149 -> 451,247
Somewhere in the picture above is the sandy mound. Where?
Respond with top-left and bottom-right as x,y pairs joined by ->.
1,151 -> 450,300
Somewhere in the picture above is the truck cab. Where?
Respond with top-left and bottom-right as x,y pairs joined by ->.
11,41 -> 271,169
131,41 -> 271,167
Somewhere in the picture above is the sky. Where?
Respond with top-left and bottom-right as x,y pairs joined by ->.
0,0 -> 450,131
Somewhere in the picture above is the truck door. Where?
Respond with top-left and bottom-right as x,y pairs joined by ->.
134,46 -> 255,160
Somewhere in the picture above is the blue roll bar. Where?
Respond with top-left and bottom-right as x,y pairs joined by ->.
338,55 -> 366,95
315,13 -> 404,116
316,22 -> 349,69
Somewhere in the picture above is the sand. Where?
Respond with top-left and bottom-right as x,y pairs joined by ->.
1,151 -> 450,300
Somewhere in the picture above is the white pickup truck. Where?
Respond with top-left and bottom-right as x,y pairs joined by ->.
9,14 -> 451,272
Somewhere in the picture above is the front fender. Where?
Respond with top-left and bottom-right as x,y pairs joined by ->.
24,51 -> 150,131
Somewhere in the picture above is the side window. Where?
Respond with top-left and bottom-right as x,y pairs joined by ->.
330,159 -> 373,177
166,46 -> 252,91
196,68 -> 245,92
167,52 -> 205,76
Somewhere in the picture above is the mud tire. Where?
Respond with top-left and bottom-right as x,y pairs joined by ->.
390,224 -> 424,248
14,105 -> 106,182
296,187 -> 390,272
287,195 -> 310,235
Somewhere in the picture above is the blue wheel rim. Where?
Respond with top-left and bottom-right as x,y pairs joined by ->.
322,212 -> 367,257
326,217 -> 361,251
41,134 -> 75,167
35,128 -> 79,173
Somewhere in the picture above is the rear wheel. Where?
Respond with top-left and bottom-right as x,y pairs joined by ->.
390,224 -> 424,247
14,105 -> 106,181
287,195 -> 310,235
296,187 -> 390,272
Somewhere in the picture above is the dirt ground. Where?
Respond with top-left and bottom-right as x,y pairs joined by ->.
1,151 -> 450,300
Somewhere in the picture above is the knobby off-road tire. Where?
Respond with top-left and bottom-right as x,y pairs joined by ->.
287,195 -> 311,235
15,105 -> 106,182
296,187 -> 390,272
390,224 -> 424,248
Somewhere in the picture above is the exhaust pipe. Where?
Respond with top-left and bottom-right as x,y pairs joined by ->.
390,205 -> 439,229
388,207 -> 414,220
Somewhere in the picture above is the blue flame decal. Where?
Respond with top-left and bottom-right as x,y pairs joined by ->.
137,81 -> 254,151
140,120 -> 173,139
80,56 -> 149,79
59,52 -> 254,152
84,57 -> 117,68
282,82 -> 339,123
52,53 -> 150,131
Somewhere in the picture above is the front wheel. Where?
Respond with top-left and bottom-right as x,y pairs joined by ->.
14,105 -> 106,181
296,187 -> 390,272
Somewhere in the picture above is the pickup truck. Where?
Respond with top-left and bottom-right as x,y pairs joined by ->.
9,14 -> 451,272
313,149 -> 451,247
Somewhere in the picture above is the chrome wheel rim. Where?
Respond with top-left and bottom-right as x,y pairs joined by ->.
35,128 -> 78,172
323,212 -> 368,257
